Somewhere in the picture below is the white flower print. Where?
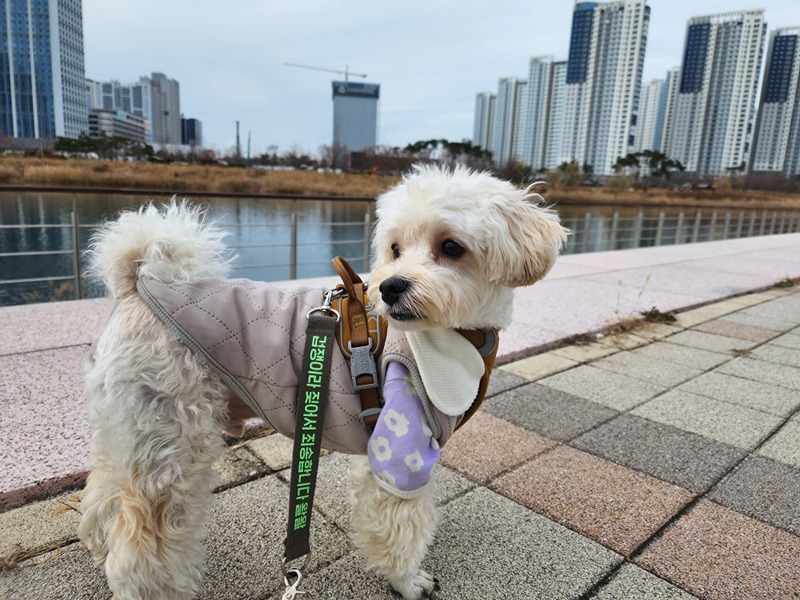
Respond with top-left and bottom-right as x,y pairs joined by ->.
369,436 -> 392,462
404,450 -> 424,473
383,408 -> 409,437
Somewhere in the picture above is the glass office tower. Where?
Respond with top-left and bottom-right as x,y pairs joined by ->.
0,0 -> 88,143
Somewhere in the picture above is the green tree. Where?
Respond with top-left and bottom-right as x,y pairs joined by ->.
557,160 -> 583,186
613,151 -> 685,183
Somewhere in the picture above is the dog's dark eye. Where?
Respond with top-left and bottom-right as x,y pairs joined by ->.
441,239 -> 465,258
391,243 -> 401,259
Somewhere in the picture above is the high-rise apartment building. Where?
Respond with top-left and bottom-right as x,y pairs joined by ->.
634,78 -> 665,153
1,0 -> 88,144
331,80 -> 379,153
515,56 -> 564,171
544,61 -> 568,170
86,72 -> 182,145
489,77 -> 524,167
657,67 -> 680,153
666,10 -> 766,176
150,72 -> 180,146
560,0 -> 650,175
749,26 -> 800,176
472,92 -> 495,151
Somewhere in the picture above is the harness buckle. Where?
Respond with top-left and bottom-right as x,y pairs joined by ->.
348,339 -> 378,391
358,407 -> 383,428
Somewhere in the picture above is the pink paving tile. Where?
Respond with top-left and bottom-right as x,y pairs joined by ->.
692,319 -> 780,342
490,446 -> 695,556
636,499 -> 800,600
440,411 -> 556,484
0,346 -> 91,512
580,264 -> 775,301
504,278 -> 704,358
0,297 -> 112,355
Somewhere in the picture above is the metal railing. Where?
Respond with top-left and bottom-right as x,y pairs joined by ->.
561,206 -> 800,255
0,187 -> 376,306
2,186 -> 800,306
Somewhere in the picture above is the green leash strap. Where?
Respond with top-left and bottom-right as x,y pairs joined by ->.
283,307 -> 338,571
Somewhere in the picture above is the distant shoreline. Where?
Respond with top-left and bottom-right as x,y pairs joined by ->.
1,157 -> 799,209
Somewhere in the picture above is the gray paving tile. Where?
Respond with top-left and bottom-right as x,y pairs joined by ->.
571,415 -> 745,494
304,453 -> 476,531
660,329 -> 761,354
757,418 -> 800,469
733,295 -> 800,326
265,552 -> 394,599
591,352 -> 704,388
770,331 -> 800,350
632,341 -> 729,370
486,367 -> 527,397
539,364 -> 665,411
429,487 -> 622,599
274,487 -> 623,599
484,383 -> 618,442
719,311 -> 789,332
749,343 -> 800,368
590,563 -> 700,599
631,390 -> 783,450
676,371 -> 800,418
3,475 -> 351,600
0,543 -> 108,600
199,474 -> 350,600
716,357 -> 800,390
0,491 -> 81,560
212,446 -> 270,490
246,432 -> 294,471
709,456 -> 800,535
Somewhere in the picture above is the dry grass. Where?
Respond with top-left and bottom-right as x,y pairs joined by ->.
549,182 -> 800,209
2,157 -> 800,207
0,157 -> 398,197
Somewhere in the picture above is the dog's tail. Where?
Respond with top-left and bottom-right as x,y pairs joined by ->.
86,199 -> 233,299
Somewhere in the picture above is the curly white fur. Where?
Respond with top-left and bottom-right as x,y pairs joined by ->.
78,166 -> 567,600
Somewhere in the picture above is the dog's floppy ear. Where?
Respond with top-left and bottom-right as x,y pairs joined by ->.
486,188 -> 568,288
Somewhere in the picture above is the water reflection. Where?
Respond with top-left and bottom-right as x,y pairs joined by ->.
1,192 -> 798,306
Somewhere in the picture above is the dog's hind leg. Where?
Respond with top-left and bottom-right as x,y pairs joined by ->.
348,456 -> 439,600
79,305 -> 229,599
77,468 -> 119,565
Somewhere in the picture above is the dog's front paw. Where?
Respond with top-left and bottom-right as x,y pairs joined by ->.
390,569 -> 439,599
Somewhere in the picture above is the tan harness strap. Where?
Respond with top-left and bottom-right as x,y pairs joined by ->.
332,257 -> 383,429
454,328 -> 499,430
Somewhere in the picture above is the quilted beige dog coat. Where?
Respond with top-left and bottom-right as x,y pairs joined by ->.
136,276 -> 492,454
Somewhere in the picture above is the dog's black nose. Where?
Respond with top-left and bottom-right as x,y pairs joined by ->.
379,277 -> 410,306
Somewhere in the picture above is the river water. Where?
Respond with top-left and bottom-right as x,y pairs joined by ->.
1,190 -> 798,306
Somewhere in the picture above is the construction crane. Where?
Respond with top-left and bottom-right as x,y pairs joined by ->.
284,62 -> 367,81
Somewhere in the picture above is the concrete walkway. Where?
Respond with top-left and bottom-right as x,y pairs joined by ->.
1,233 -> 799,599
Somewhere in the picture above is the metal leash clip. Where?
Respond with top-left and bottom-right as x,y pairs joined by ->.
306,288 -> 342,322
282,567 -> 307,599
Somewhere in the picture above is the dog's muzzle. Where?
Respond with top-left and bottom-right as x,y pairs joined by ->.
379,276 -> 410,306
379,277 -> 421,321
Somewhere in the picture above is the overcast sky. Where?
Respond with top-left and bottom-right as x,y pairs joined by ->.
83,1 -> 797,157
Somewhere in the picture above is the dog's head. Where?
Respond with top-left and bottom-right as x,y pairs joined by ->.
368,164 -> 568,331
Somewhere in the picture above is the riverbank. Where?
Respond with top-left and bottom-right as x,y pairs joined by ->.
2,157 -> 800,208
0,157 -> 395,198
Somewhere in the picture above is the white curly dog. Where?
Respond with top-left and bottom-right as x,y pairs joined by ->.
78,164 -> 567,599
